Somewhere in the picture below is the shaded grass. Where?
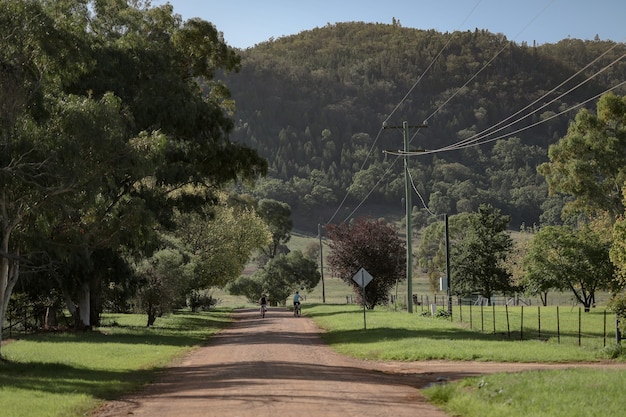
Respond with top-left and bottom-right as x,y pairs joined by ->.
0,309 -> 232,417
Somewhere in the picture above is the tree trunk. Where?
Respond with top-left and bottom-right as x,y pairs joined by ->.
0,252 -> 20,358
79,282 -> 91,328
44,307 -> 58,329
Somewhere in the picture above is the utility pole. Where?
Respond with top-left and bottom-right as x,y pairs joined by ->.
445,214 -> 452,316
318,223 -> 325,303
383,121 -> 427,313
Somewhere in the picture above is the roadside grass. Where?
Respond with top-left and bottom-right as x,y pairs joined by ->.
304,303 -> 626,417
305,303 -> 620,362
423,368 -> 626,417
0,309 -> 232,417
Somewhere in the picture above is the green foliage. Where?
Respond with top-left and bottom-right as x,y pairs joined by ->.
257,199 -> 293,260
186,289 -> 220,312
174,192 -> 272,289
523,225 -> 615,311
227,250 -> 320,305
0,0 -> 268,349
227,275 -> 264,303
133,248 -> 191,326
224,22 -> 626,230
539,93 -> 626,219
325,217 -> 406,308
451,205 -> 515,300
261,251 -> 321,304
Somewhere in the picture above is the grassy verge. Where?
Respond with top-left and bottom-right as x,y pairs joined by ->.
423,368 -> 626,417
305,303 -> 620,362
0,310 -> 232,417
304,303 -> 626,417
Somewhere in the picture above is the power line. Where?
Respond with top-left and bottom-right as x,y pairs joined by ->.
326,1 -> 483,225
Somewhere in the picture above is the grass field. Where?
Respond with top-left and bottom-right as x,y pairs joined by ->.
0,311 -> 232,417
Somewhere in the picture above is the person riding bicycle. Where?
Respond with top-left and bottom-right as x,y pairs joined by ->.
293,291 -> 303,316
259,294 -> 267,317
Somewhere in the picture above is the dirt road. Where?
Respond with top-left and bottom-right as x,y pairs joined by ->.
93,307 -> 623,417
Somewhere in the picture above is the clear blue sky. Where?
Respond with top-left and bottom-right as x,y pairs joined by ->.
152,0 -> 625,49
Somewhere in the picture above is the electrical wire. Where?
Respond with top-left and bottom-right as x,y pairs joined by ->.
326,1 -> 483,224
325,0 -> 622,223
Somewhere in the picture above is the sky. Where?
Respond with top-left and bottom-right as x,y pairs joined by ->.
151,0 -> 626,49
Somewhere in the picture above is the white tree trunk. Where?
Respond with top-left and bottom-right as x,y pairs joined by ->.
79,281 -> 90,327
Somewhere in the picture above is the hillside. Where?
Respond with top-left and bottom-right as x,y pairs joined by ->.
220,22 -> 626,232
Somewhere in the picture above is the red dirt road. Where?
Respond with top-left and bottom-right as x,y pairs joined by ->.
93,308 -> 625,417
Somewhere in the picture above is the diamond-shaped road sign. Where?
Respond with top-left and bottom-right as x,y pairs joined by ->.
352,268 -> 373,288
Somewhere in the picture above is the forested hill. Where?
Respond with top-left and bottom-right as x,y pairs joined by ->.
219,22 -> 626,232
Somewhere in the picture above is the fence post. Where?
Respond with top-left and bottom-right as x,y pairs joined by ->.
557,306 -> 561,344
538,306 -> 541,339
519,306 -> 524,340
506,304 -> 510,338
492,303 -> 496,334
578,307 -> 582,346
480,304 -> 484,332
602,309 -> 606,347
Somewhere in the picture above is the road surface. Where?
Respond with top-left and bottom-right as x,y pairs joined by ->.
94,307 -> 622,417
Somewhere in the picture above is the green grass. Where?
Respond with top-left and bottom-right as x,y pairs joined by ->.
305,303 -> 620,362
0,310 -> 232,417
423,368 -> 626,417
303,303 -> 626,417
3,298 -> 625,417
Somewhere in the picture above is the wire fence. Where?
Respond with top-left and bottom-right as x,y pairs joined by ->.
411,296 -> 621,348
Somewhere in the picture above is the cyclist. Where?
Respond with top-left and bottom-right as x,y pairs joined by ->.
293,291 -> 303,316
259,294 -> 267,318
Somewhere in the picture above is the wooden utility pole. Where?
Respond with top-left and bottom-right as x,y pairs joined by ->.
383,121 -> 427,313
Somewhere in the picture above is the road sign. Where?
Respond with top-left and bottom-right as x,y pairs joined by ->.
352,268 -> 373,288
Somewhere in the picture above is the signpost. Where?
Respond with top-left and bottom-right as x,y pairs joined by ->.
352,268 -> 373,330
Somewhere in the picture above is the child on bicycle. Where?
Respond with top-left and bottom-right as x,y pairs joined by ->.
293,291 -> 303,316
259,294 -> 267,317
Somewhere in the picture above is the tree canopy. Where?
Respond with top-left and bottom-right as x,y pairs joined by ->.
450,205 -> 515,302
325,217 -> 406,309
539,93 -> 626,219
0,0 -> 267,353
524,224 -> 615,311
222,22 -> 625,231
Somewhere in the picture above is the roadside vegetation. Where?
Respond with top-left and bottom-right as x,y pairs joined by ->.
2,301 -> 624,417
0,310 -> 232,417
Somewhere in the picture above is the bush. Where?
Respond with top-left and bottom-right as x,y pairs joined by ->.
186,289 -> 220,312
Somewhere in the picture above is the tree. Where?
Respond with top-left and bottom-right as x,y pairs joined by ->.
1,0 -> 268,354
416,213 -> 473,292
451,205 -> 515,302
257,199 -> 293,261
325,217 -> 405,309
228,250 -> 320,305
133,248 -> 192,326
260,251 -> 320,305
524,225 -> 614,311
174,192 -> 271,290
0,0 -> 96,351
538,93 -> 626,219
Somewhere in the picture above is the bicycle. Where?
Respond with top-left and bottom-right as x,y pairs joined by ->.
260,304 -> 267,318
293,302 -> 301,317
